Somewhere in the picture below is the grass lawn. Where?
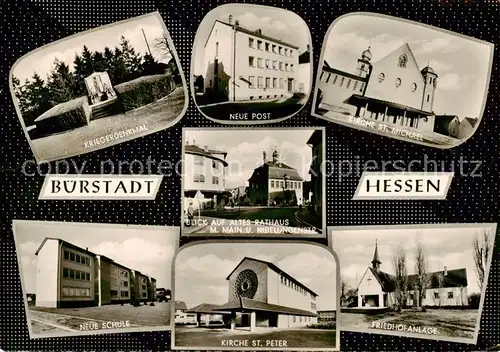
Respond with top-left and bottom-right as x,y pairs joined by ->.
175,327 -> 337,348
30,301 -> 171,327
200,98 -> 303,121
200,207 -> 300,226
297,208 -> 323,229
341,309 -> 477,339
31,86 -> 186,161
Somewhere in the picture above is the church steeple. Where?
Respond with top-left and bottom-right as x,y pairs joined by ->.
371,239 -> 381,272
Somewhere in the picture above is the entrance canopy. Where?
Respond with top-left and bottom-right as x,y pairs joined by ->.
214,297 -> 317,317
347,94 -> 433,116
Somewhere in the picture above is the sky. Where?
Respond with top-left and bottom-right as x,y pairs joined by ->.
193,4 -> 311,76
185,129 -> 317,189
13,221 -> 178,293
174,242 -> 337,310
330,225 -> 497,295
12,13 -> 172,83
322,14 -> 493,119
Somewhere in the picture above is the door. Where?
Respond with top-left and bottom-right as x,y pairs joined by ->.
287,78 -> 294,92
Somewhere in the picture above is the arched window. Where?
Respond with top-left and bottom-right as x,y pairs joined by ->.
412,83 -> 417,92
378,73 -> 385,83
398,54 -> 408,68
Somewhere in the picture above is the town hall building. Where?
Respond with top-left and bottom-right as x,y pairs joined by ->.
317,43 -> 441,134
247,149 -> 303,206
356,242 -> 469,309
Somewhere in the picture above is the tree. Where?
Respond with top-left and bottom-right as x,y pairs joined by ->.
392,244 -> 408,311
473,229 -> 493,290
154,33 -> 172,63
414,242 -> 430,310
119,36 -> 142,77
47,59 -> 77,103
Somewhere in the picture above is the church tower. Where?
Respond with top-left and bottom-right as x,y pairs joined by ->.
356,46 -> 372,78
272,149 -> 280,164
371,240 -> 381,273
421,64 -> 438,112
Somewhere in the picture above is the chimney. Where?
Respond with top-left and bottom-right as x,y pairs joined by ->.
444,266 -> 448,276
86,247 -> 88,251
235,19 -> 240,26
263,151 -> 266,163
256,29 -> 262,35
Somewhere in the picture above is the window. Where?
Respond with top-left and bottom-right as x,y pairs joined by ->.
64,250 -> 69,260
142,292 -> 147,298
434,292 -> 439,299
271,180 -> 275,188
395,78 -> 402,87
142,285 -> 147,291
248,76 -> 255,88
249,56 -> 255,67
265,77 -> 270,88
257,58 -> 263,68
272,61 -> 277,70
279,62 -> 284,71
70,252 -> 75,261
273,78 -> 277,88
290,50 -> 294,58
285,63 -> 289,72
398,54 -> 408,68
290,64 -> 295,72
360,82 -> 365,92
249,38 -> 254,48
340,77 -> 345,87
427,94 -> 430,102
346,79 -> 351,89
265,59 -> 270,69
412,82 -> 417,92
272,44 -> 277,53
69,269 -> 75,279
378,73 -> 385,82
62,287 -> 90,297
325,73 -> 331,83
284,48 -> 288,56
212,176 -> 219,185
258,76 -> 264,88
279,78 -> 284,89
63,268 -> 69,278
121,291 -> 129,298
215,42 -> 219,56
75,254 -> 80,264
193,174 -> 205,183
448,291 -> 454,299
257,40 -> 263,50
353,81 -> 358,91
122,281 -> 128,287
85,273 -> 90,281
194,155 -> 204,165
265,42 -> 270,51
332,75 -> 338,85
212,160 -> 220,169
279,46 -> 283,55
110,290 -> 118,297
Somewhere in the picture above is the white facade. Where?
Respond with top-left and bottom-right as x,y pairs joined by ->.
407,286 -> 468,307
203,20 -> 300,101
184,152 -> 226,193
35,239 -> 60,307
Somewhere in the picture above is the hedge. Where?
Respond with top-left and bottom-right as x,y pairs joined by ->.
114,74 -> 176,112
33,96 -> 91,138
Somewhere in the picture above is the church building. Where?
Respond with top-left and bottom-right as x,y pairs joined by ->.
317,43 -> 441,133
247,149 -> 303,206
356,242 -> 468,309
213,257 -> 319,331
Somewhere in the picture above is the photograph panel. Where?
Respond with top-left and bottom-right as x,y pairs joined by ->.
312,13 -> 494,148
181,128 -> 325,238
191,4 -> 313,124
171,241 -> 340,350
10,11 -> 188,162
13,220 -> 177,338
329,223 -> 497,344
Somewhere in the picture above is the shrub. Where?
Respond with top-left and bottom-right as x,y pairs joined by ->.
469,293 -> 481,309
308,322 -> 336,330
115,74 -> 175,112
34,96 -> 90,138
